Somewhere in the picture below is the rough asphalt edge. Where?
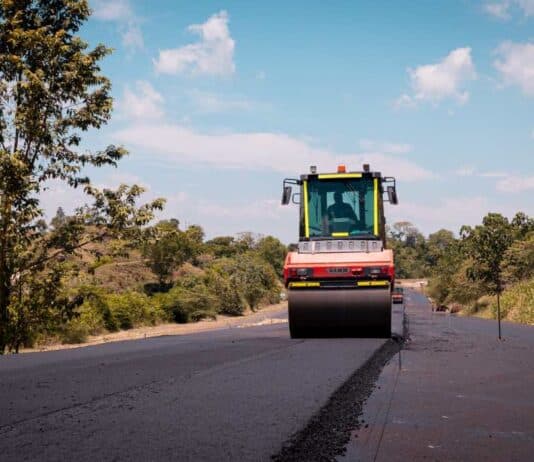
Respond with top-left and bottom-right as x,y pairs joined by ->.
271,314 -> 408,462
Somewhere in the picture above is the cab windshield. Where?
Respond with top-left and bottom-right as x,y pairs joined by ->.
302,177 -> 378,239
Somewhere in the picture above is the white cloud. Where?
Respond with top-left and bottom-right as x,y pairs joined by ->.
398,48 -> 477,106
188,90 -> 254,113
455,167 -> 510,178
393,93 -> 416,109
158,192 -> 296,240
483,1 -> 534,19
479,171 -> 508,178
154,11 -> 235,76
113,123 -> 434,182
455,166 -> 476,176
518,0 -> 534,15
92,0 -> 132,20
92,0 -> 143,52
358,139 -> 412,155
40,181 -> 89,220
120,81 -> 164,120
40,173 -> 153,222
122,22 -> 144,50
496,175 -> 534,192
484,1 -> 512,19
97,173 -> 150,191
493,41 -> 534,96
390,196 -> 496,234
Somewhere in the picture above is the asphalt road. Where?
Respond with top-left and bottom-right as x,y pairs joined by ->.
342,290 -> 534,461
0,304 -> 402,462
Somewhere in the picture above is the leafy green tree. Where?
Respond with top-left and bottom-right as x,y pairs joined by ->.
426,234 -> 465,305
256,235 -> 287,277
387,222 -> 428,278
235,232 -> 260,253
511,212 -> 534,239
205,269 -> 245,315
182,224 -> 205,263
233,253 -> 278,311
0,1 -> 163,353
426,229 -> 457,268
461,213 -> 514,338
209,254 -> 278,312
143,220 -> 192,286
205,236 -> 238,258
501,233 -> 534,284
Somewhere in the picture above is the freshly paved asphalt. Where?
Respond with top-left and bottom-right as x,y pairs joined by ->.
342,290 -> 534,461
0,304 -> 401,462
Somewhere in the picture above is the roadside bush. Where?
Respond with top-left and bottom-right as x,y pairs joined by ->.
205,270 -> 246,316
76,286 -> 118,332
60,318 -> 90,344
445,261 -> 486,306
256,236 -> 287,277
107,292 -> 165,330
492,278 -> 534,325
59,295 -> 108,344
208,254 -> 279,312
155,285 -> 217,323
238,254 -> 279,311
501,234 -> 534,284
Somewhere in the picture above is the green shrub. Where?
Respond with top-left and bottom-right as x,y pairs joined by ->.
74,286 -> 166,332
205,270 -> 246,316
106,292 -> 165,330
208,254 -> 278,312
156,285 -> 217,323
495,278 -> 534,325
445,260 -> 486,306
77,286 -> 118,331
60,318 -> 90,344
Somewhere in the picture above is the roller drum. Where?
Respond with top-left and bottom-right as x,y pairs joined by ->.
288,288 -> 391,338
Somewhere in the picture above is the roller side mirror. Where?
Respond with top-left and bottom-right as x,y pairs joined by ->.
282,186 -> 292,205
387,186 -> 398,205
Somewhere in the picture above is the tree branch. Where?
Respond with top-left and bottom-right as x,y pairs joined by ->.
20,229 -> 110,274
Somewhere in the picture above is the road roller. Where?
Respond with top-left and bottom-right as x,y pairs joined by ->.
281,164 -> 399,338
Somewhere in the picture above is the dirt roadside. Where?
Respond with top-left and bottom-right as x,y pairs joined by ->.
22,302 -> 288,354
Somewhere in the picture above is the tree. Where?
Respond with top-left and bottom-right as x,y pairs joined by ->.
143,220 -> 193,286
387,222 -> 428,278
0,2 -> 163,353
511,212 -> 534,239
205,236 -> 238,258
256,235 -> 287,277
182,224 -> 205,263
425,231 -> 465,305
461,213 -> 514,338
426,229 -> 457,268
501,233 -> 534,284
209,254 -> 278,312
50,207 -> 67,229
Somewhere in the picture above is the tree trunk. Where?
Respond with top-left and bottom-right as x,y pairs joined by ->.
497,290 -> 502,340
0,268 -> 11,354
0,198 -> 12,354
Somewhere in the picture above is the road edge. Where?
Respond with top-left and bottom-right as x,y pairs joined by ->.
272,332 -> 406,461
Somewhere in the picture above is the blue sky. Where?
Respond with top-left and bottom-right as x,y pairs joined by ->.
44,0 -> 534,242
